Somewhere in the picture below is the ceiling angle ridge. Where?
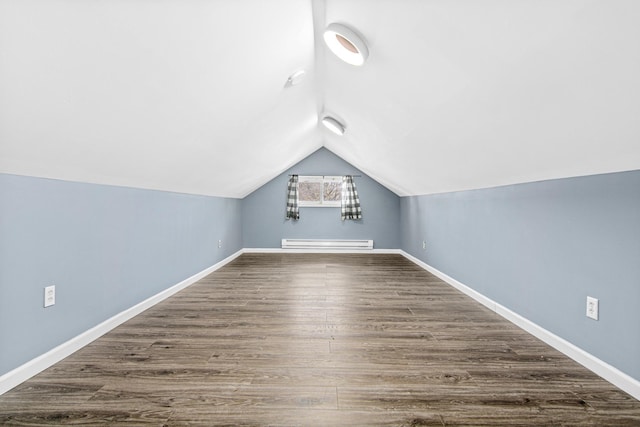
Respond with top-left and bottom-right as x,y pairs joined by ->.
310,0 -> 328,124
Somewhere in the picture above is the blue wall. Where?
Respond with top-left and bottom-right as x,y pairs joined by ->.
5,160 -> 638,388
242,148 -> 401,249
0,173 -> 242,376
400,170 -> 640,381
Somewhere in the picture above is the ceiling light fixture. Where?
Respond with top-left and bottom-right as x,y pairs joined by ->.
323,23 -> 369,66
284,69 -> 306,88
322,116 -> 346,135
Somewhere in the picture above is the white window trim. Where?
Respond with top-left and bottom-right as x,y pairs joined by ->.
298,175 -> 342,207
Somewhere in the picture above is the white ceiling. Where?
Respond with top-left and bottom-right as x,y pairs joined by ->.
1,0 -> 639,198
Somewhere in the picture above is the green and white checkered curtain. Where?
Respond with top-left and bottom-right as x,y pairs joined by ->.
341,175 -> 362,220
285,174 -> 299,220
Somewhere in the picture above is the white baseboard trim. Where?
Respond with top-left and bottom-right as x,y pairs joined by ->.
0,249 -> 243,396
243,247 -> 404,254
400,250 -> 640,401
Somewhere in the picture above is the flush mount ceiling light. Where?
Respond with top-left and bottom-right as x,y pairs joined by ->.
323,23 -> 369,66
322,116 -> 346,135
284,69 -> 306,88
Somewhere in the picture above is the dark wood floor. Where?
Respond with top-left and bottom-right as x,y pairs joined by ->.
1,253 -> 639,426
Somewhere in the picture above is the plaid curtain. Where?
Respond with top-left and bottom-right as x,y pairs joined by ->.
341,175 -> 362,220
285,175 -> 299,220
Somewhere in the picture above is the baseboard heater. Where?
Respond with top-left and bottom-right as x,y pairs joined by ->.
281,239 -> 374,250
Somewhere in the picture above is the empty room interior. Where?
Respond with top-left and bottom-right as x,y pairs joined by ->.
1,0 -> 640,425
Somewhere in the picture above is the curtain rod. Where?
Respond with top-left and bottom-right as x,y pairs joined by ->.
288,174 -> 362,177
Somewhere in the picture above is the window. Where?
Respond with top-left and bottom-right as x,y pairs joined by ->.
298,176 -> 342,207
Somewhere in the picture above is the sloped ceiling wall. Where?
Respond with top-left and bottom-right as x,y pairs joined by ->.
1,0 -> 639,198
321,0 -> 640,196
0,0 -> 320,198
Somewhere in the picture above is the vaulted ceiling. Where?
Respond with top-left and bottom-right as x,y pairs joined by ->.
1,0 -> 639,198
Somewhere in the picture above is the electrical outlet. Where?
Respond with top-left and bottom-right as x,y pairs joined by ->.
586,296 -> 598,320
44,285 -> 55,308
422,240 -> 426,250
218,239 -> 222,248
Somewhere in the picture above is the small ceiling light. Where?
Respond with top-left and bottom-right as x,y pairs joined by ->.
323,23 -> 369,66
284,69 -> 306,88
322,116 -> 345,135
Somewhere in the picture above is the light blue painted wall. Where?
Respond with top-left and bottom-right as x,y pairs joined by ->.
242,148 -> 401,249
400,170 -> 640,381
0,173 -> 242,376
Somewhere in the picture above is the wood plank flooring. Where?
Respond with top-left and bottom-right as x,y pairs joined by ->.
1,253 -> 639,425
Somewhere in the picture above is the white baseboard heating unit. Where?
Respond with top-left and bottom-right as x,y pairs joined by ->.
281,239 -> 374,250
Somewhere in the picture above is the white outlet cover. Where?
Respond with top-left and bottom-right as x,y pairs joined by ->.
44,285 -> 56,308
586,296 -> 599,320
